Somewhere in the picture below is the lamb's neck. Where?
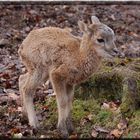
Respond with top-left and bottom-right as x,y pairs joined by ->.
79,36 -> 101,79
66,35 -> 101,85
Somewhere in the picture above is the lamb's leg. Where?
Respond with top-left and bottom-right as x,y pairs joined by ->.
66,84 -> 74,134
21,70 -> 47,128
19,73 -> 29,115
50,70 -> 69,137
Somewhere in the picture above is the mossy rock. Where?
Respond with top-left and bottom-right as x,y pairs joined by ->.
75,58 -> 140,116
75,72 -> 123,102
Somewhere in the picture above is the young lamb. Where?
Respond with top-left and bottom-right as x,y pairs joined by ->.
18,16 -> 118,137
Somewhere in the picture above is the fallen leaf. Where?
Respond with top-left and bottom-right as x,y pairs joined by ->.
110,129 -> 123,138
69,134 -> 78,139
87,114 -> 93,121
101,102 -> 110,109
129,32 -> 139,38
80,118 -> 88,126
117,118 -> 128,130
109,101 -> 118,111
91,129 -> 98,138
8,92 -> 19,100
134,132 -> 140,138
42,105 -> 49,110
11,128 -> 20,133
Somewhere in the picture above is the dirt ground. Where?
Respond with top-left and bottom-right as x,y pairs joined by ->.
0,3 -> 140,138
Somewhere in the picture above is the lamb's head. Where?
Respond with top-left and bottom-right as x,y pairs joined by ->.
78,16 -> 120,58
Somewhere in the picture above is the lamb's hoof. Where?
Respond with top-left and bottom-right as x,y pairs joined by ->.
29,118 -> 40,129
67,125 -> 75,134
57,122 -> 69,138
66,118 -> 75,134
22,107 -> 27,117
30,123 -> 40,130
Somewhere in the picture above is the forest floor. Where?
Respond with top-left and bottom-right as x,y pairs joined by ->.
0,3 -> 140,138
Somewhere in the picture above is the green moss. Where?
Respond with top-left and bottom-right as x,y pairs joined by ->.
137,79 -> 140,96
73,99 -> 100,122
96,110 -> 112,124
72,98 -> 121,137
129,111 -> 140,131
75,72 -> 123,102
41,96 -> 140,138
120,83 -> 135,117
43,97 -> 118,131
120,77 -> 140,117
43,96 -> 58,128
123,110 -> 140,138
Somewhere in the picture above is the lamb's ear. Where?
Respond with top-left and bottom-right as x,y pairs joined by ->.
91,16 -> 101,24
78,21 -> 87,32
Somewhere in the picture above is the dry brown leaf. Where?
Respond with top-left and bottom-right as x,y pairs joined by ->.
109,101 -> 118,111
11,128 -> 20,133
8,92 -> 19,100
110,129 -> 123,138
101,101 -> 118,111
69,134 -> 78,139
129,32 -> 139,38
87,114 -> 93,121
134,132 -> 140,138
125,128 -> 130,135
117,119 -> 128,130
91,129 -> 98,138
80,118 -> 88,126
101,102 -> 110,109
8,107 -> 16,113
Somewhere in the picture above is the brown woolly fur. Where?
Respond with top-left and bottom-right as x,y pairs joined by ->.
18,16 -> 117,137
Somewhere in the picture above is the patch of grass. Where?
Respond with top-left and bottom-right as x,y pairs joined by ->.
73,99 -> 100,122
129,111 -> 140,131
41,93 -> 140,138
43,96 -> 57,129
96,110 -> 113,125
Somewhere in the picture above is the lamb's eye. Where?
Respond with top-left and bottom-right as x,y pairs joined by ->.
97,38 -> 104,43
